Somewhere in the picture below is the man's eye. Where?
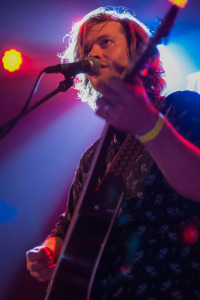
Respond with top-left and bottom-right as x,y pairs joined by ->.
102,39 -> 111,46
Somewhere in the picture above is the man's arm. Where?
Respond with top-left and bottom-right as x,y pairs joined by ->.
26,143 -> 98,281
96,77 -> 200,202
145,116 -> 200,202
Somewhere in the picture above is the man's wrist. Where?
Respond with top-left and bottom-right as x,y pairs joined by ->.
136,112 -> 165,143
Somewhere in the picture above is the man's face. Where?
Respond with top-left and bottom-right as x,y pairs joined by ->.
84,21 -> 130,92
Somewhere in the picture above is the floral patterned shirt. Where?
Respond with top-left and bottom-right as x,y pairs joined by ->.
51,91 -> 200,300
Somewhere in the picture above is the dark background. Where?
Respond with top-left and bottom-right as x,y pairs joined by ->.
0,0 -> 200,299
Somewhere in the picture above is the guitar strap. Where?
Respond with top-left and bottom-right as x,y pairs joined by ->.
98,95 -> 164,191
97,133 -> 144,191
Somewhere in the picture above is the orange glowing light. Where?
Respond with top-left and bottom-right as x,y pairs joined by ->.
2,49 -> 23,72
168,0 -> 188,8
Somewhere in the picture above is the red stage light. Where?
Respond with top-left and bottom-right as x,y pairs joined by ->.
168,0 -> 188,8
2,49 -> 23,72
183,225 -> 199,244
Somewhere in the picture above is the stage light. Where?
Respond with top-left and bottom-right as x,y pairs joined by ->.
182,225 -> 199,244
2,49 -> 23,72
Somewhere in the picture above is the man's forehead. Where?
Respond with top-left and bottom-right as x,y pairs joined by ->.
85,21 -> 123,40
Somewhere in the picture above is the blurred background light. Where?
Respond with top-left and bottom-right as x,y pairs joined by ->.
158,44 -> 181,92
2,49 -> 23,72
158,42 -> 200,95
187,72 -> 200,93
168,0 -> 188,8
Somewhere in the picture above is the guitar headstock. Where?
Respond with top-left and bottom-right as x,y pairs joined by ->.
168,0 -> 188,8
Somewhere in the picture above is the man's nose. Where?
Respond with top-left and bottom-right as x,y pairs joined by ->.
88,44 -> 101,58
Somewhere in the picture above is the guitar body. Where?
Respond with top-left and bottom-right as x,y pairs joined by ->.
46,173 -> 124,300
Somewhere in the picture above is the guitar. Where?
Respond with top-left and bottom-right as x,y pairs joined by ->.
45,2 -> 186,299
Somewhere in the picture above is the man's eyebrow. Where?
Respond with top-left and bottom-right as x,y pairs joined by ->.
95,34 -> 111,41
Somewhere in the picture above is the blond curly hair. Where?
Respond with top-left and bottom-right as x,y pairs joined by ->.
60,7 -> 166,109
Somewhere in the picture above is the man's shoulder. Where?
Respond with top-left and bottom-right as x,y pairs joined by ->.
161,90 -> 200,116
78,139 -> 100,173
164,90 -> 200,104
161,90 -> 200,146
83,139 -> 100,158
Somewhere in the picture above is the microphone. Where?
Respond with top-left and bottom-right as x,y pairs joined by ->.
43,57 -> 100,76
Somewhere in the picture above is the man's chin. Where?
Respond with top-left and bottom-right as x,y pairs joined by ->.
90,71 -> 120,92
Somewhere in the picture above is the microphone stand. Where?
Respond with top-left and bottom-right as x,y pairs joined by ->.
0,76 -> 74,140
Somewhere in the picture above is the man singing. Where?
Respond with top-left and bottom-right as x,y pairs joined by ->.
26,7 -> 200,299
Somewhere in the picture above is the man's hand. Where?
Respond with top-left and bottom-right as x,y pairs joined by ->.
26,246 -> 56,282
95,76 -> 158,136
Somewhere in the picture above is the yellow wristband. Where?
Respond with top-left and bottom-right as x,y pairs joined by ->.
136,113 -> 164,143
